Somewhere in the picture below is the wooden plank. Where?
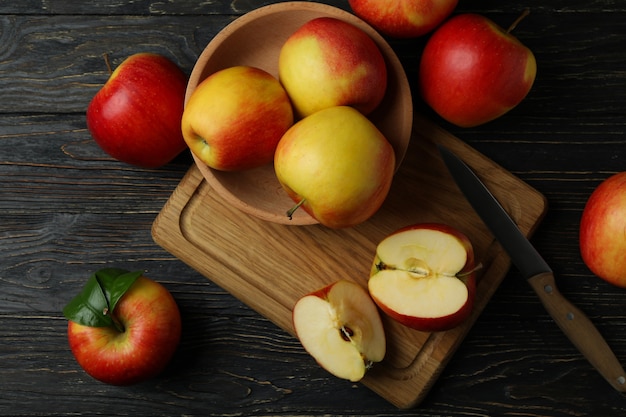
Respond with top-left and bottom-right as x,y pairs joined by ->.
1,10 -> 625,117
3,1 -> 626,15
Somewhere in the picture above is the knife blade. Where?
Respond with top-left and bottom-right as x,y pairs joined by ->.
438,144 -> 626,393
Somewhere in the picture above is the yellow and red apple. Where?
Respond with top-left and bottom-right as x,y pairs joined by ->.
292,280 -> 386,382
274,106 -> 396,229
64,269 -> 182,385
278,17 -> 387,118
181,65 -> 294,171
579,172 -> 626,288
349,0 -> 457,38
418,13 -> 537,127
368,223 -> 476,332
86,53 -> 188,168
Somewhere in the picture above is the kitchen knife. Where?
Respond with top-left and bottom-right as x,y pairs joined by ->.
438,144 -> 626,393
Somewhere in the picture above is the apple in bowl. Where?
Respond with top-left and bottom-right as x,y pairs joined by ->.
181,65 -> 294,171
293,280 -> 386,382
274,106 -> 396,228
278,16 -> 387,118
368,223 -> 476,332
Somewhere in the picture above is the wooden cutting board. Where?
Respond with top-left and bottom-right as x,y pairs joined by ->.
151,113 -> 548,409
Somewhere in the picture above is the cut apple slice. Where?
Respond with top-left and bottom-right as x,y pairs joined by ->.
292,280 -> 386,382
368,223 -> 476,332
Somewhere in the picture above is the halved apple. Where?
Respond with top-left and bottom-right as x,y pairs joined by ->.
368,223 -> 476,332
292,280 -> 386,382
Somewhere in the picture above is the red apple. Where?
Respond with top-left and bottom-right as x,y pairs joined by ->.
580,172 -> 626,288
64,269 -> 182,385
278,17 -> 387,118
86,53 -> 188,168
182,66 -> 294,171
292,280 -> 386,382
368,223 -> 476,332
418,12 -> 537,127
348,0 -> 457,38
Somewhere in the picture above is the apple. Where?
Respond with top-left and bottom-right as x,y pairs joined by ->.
64,269 -> 182,385
278,17 -> 387,118
579,172 -> 626,288
181,65 -> 293,171
348,0 -> 457,38
368,223 -> 476,332
274,106 -> 395,228
292,280 -> 386,382
86,53 -> 188,168
418,12 -> 537,127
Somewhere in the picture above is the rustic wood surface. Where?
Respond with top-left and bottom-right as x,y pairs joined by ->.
1,1 -> 625,416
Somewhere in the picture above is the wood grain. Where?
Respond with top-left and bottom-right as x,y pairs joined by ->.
152,113 -> 548,408
2,0 -> 626,416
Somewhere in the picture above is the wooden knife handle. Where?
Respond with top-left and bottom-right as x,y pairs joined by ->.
527,272 -> 626,392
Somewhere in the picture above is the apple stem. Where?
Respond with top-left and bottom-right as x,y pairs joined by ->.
103,307 -> 125,333
286,198 -> 306,220
456,262 -> 484,278
507,8 -> 531,34
103,53 -> 113,76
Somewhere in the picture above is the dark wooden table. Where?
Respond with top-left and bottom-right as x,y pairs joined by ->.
2,1 -> 625,415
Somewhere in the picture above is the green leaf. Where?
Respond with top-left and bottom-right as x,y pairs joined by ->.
62,268 -> 143,328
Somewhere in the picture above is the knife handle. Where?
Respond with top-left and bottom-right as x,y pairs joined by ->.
527,272 -> 626,392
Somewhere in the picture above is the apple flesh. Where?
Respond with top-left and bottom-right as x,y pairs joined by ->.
181,65 -> 294,171
418,13 -> 537,127
349,0 -> 457,38
274,106 -> 396,228
293,280 -> 386,382
278,17 -> 387,118
368,223 -> 476,332
86,53 -> 188,168
67,276 -> 182,385
579,172 -> 626,288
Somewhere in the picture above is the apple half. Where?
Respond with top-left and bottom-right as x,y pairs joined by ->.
292,280 -> 386,382
368,223 -> 476,332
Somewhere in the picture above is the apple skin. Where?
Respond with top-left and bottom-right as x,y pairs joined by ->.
368,223 -> 476,332
292,280 -> 386,382
67,276 -> 182,385
418,13 -> 537,128
181,66 -> 294,171
348,0 -> 457,38
579,172 -> 626,288
274,106 -> 395,228
86,53 -> 188,168
278,17 -> 387,118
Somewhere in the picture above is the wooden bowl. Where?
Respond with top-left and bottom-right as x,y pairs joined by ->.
185,1 -> 413,225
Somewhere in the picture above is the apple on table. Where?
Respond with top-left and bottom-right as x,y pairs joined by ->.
278,17 -> 387,118
579,172 -> 626,288
292,280 -> 386,382
86,53 -> 188,168
368,223 -> 477,332
274,106 -> 396,229
63,268 -> 182,385
418,11 -> 537,127
182,65 -> 294,171
349,0 -> 458,38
